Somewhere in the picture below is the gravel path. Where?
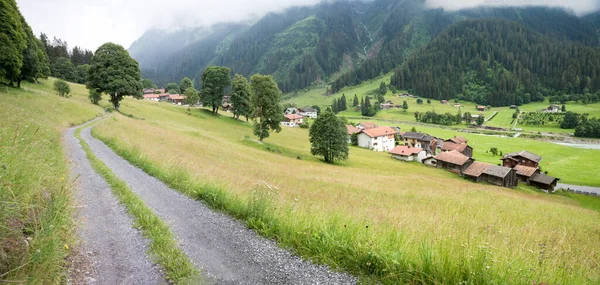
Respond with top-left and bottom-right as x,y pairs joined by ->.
65,127 -> 165,285
79,126 -> 357,285
557,183 -> 600,195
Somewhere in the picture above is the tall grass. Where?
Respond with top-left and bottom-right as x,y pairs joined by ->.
0,80 -> 102,283
92,120 -> 600,284
75,127 -> 199,284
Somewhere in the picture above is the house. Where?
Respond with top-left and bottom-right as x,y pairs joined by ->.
222,95 -> 231,104
441,142 -> 473,158
168,94 -> 185,105
356,122 -> 378,130
143,88 -> 156,94
401,132 -> 437,154
477,106 -> 486,111
441,100 -> 448,104
389,145 -> 427,162
501,150 -> 542,168
143,94 -> 160,101
529,173 -> 560,191
454,103 -> 461,107
463,162 -> 518,188
284,107 -> 299,115
346,125 -> 360,143
380,103 -> 393,110
547,105 -> 560,113
422,156 -> 437,167
434,150 -> 473,175
298,107 -> 318,119
158,93 -> 170,101
357,126 -> 397,152
513,165 -> 540,182
281,114 -> 303,127
510,105 -> 517,109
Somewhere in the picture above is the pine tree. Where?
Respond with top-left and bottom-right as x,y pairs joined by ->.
353,94 -> 359,107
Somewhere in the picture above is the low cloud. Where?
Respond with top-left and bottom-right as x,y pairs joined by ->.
425,0 -> 600,15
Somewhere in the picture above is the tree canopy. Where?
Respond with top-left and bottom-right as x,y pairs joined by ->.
250,74 -> 283,141
230,74 -> 252,121
201,66 -> 231,114
0,0 -> 26,85
309,109 -> 349,163
87,42 -> 142,110
179,77 -> 193,93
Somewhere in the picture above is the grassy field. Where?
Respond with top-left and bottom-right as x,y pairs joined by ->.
0,79 -> 103,283
91,96 -> 600,284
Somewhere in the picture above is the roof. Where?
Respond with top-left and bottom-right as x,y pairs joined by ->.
402,132 -> 427,140
441,142 -> 469,152
501,150 -> 542,163
389,145 -> 423,156
358,122 -> 378,129
299,107 -> 316,112
346,125 -> 360,135
477,106 -> 486,109
285,114 -> 303,120
447,136 -> 467,144
422,135 -> 435,142
169,94 -> 184,100
435,150 -> 471,166
514,165 -> 538,177
285,107 -> 299,113
360,126 -> 397,138
484,165 -> 513,178
143,94 -> 160,99
530,173 -> 559,185
463,162 -> 490,177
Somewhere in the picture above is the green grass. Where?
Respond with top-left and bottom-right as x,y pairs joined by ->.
74,124 -> 199,284
0,79 -> 103,284
90,97 -> 600,284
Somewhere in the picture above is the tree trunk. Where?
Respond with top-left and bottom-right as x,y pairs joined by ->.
17,78 -> 21,89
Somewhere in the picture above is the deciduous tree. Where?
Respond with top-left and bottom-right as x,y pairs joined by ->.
0,0 -> 26,85
309,109 -> 349,163
87,43 -> 142,110
165,82 -> 180,94
179,77 -> 193,93
51,57 -> 75,81
183,87 -> 199,110
53,79 -> 70,97
250,74 -> 283,141
201,66 -> 231,114
230,74 -> 252,121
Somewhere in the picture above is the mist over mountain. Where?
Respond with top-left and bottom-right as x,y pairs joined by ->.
128,0 -> 600,99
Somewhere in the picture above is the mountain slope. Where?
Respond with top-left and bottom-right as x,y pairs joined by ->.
390,18 -> 600,106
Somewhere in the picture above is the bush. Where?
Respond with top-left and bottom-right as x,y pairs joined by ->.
53,79 -> 71,97
416,98 -> 423,104
299,122 -> 309,129
89,89 -> 102,105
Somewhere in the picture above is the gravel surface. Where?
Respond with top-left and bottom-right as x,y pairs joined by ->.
557,183 -> 600,195
80,126 -> 357,285
65,127 -> 165,285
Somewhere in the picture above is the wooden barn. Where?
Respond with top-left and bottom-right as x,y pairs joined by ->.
434,150 -> 473,175
501,150 -> 542,168
529,173 -> 560,191
463,162 -> 518,188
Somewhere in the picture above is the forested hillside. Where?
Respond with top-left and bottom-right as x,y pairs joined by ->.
391,18 -> 600,106
129,0 -> 600,102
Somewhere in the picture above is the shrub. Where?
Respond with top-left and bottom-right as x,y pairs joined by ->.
89,89 -> 102,105
299,122 -> 309,129
53,79 -> 71,97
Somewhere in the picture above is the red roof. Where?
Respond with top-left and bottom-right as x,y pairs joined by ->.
514,165 -> 538,177
435,150 -> 471,166
389,145 -> 423,156
441,142 -> 469,152
169,94 -> 184,100
360,126 -> 397,138
346,125 -> 360,135
358,122 -> 378,129
477,106 -> 486,109
285,114 -> 303,120
463,161 -> 490,177
143,94 -> 159,99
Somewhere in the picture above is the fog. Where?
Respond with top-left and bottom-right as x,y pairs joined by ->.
16,0 -> 599,51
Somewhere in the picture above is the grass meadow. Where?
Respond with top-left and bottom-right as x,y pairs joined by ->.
0,79 -> 102,283
91,96 -> 600,284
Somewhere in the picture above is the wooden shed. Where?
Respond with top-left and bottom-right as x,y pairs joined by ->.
529,173 -> 560,191
434,150 -> 473,175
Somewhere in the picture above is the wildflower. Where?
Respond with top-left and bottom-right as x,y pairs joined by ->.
65,244 -> 69,250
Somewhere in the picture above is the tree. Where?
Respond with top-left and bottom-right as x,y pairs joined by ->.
379,81 -> 387,95
165,82 -> 180,94
309,109 -> 349,163
179,77 -> 193,93
141,78 -> 154,89
402,100 -> 408,112
463,112 -> 472,125
353,94 -> 359,107
89,89 -> 101,105
17,18 -> 47,87
311,105 -> 321,115
476,115 -> 485,126
560,111 -> 579,129
561,104 -> 566,112
427,99 -> 431,104
0,0 -> 26,85
250,74 -> 283,141
416,98 -> 423,104
87,43 -> 142,110
75,64 -> 89,84
339,94 -> 347,111
183,87 -> 199,110
201,66 -> 231,114
51,57 -> 75,81
53,79 -> 70,97
230,74 -> 252,121
490,147 -> 499,156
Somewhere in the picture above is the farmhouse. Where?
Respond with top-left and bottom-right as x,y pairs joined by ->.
357,122 -> 378,130
346,125 -> 360,143
529,173 -> 560,191
477,106 -> 486,111
158,93 -> 170,101
143,88 -> 156,94
357,126 -> 397,152
510,105 -> 517,109
501,150 -> 541,168
389,145 -> 427,162
168,94 -> 185,105
434,150 -> 473,175
298,107 -> 318,118
441,100 -> 448,104
546,105 -> 560,113
143,94 -> 160,101
401,132 -> 437,154
380,103 -> 393,110
463,162 -> 518,188
284,107 -> 299,115
281,114 -> 303,127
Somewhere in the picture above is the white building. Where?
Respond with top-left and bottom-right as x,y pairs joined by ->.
280,114 -> 303,127
389,145 -> 427,162
357,126 -> 397,152
298,107 -> 318,119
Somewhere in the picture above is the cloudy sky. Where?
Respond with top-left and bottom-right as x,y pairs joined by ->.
17,0 -> 599,51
